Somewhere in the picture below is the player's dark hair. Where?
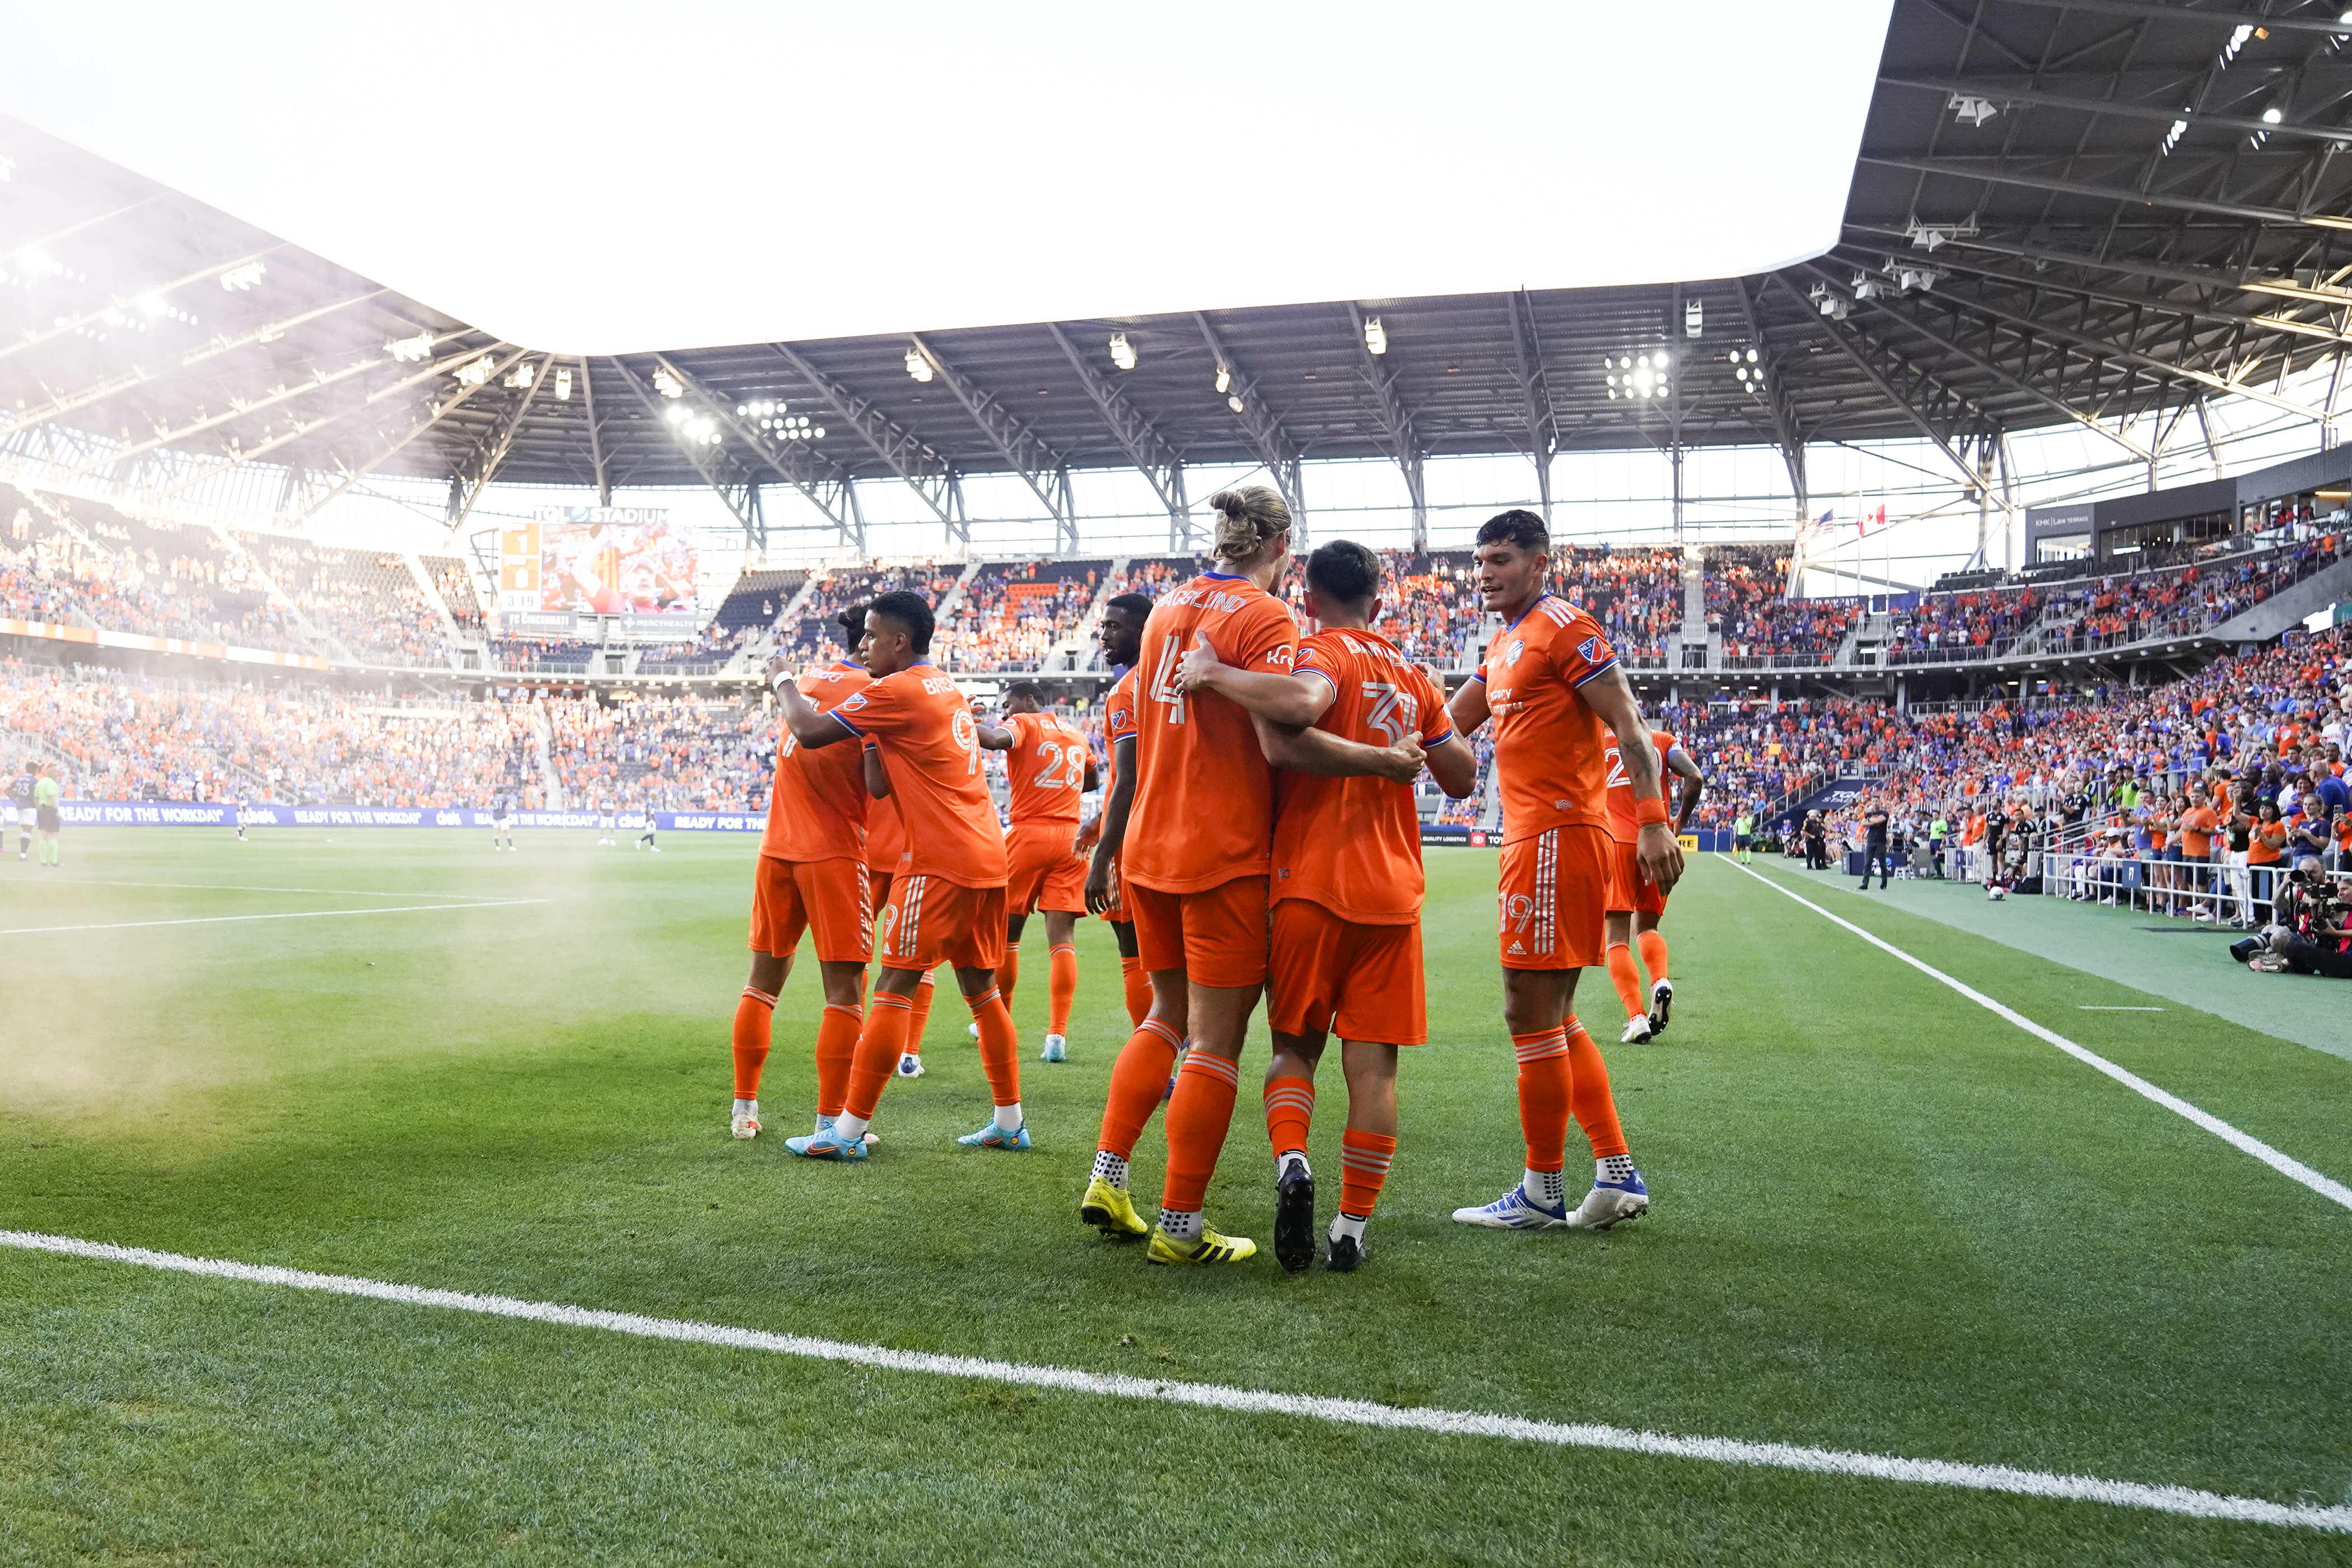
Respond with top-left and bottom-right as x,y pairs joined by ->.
1004,680 -> 1043,703
835,601 -> 867,647
1105,592 -> 1154,620
1476,508 -> 1550,554
1304,539 -> 1380,610
866,589 -> 935,654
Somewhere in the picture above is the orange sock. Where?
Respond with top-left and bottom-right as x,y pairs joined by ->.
1513,1028 -> 1570,1174
1637,929 -> 1669,984
907,972 -> 935,1051
731,985 -> 776,1099
1160,1049 -> 1242,1213
842,991 -> 913,1122
1340,1127 -> 1397,1218
1263,1075 -> 1315,1159
814,1002 -> 861,1118
1000,945 -> 1021,1008
1562,1016 -> 1630,1160
1097,1018 -> 1181,1158
1604,942 -> 1646,1020
967,985 -> 1023,1107
1118,954 -> 1151,1027
1047,942 -> 1077,1036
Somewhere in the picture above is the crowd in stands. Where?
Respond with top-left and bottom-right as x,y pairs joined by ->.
1707,545 -> 1858,665
542,694 -> 772,814
1553,545 -> 1681,666
936,559 -> 1105,672
776,563 -> 964,662
247,537 -> 448,666
423,554 -> 486,638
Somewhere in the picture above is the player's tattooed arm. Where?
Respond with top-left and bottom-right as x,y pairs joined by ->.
1084,734 -> 1138,915
862,742 -> 892,799
1580,666 -> 1684,895
1252,715 -> 1423,785
1175,635 -> 1331,726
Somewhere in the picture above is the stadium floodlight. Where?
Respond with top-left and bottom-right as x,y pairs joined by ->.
384,330 -> 434,362
1108,332 -> 1136,371
506,362 -> 535,389
1227,393 -> 1245,413
1683,299 -> 1702,338
2262,103 -> 2285,125
553,366 -> 572,401
664,402 -> 689,424
1852,272 -> 1882,300
1214,364 -> 1231,394
1364,316 -> 1388,355
1947,94 -> 1997,127
1746,348 -> 1758,362
904,347 -> 932,382
455,355 -> 495,386
652,367 -> 684,399
217,260 -> 267,291
137,292 -> 166,316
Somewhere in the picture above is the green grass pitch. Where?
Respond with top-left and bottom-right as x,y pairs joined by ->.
3,829 -> 2350,1565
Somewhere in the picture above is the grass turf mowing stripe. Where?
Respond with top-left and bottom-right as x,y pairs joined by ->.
0,899 -> 547,936
3,1227 -> 2348,1536
1726,858 -> 2352,1214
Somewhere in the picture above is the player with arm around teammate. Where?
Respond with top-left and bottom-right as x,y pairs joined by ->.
1178,538 -> 1477,1272
1603,727 -> 1705,1042
1444,510 -> 1682,1233
772,590 -> 1029,1158
1081,595 -> 1157,1034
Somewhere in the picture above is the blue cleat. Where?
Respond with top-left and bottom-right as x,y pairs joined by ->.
957,1119 -> 1032,1151
784,1123 -> 869,1161
1565,1169 -> 1650,1230
1450,1184 -> 1568,1229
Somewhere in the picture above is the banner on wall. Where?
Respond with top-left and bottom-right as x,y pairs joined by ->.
57,801 -> 763,832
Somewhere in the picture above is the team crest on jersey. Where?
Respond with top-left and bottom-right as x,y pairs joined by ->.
1578,636 -> 1600,662
1499,638 -> 1525,667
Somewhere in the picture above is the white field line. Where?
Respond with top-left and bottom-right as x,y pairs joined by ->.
2,1228 -> 2346,1534
25,879 -> 524,901
1724,859 -> 2352,1214
0,899 -> 545,935
2080,1006 -> 2166,1012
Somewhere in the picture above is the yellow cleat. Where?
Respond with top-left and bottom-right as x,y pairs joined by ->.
1146,1225 -> 1257,1266
1079,1177 -> 1150,1238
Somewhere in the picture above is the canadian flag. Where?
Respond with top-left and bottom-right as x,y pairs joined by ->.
1858,504 -> 1888,535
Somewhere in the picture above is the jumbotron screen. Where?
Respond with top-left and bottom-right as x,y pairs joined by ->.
499,507 -> 697,630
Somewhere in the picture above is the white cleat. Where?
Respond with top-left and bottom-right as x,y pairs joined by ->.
1619,1013 -> 1653,1044
1450,1186 -> 1569,1229
967,1020 -> 980,1039
1564,1172 -> 1651,1231
1039,1033 -> 1067,1062
896,1053 -> 925,1078
1648,978 -> 1674,1037
730,1104 -> 761,1140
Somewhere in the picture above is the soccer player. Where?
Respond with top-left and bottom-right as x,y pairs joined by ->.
598,796 -> 619,846
31,764 -> 62,867
772,589 -> 1027,1158
732,605 -> 876,1143
490,792 -> 515,852
1603,726 -> 1705,1043
1732,809 -> 1754,864
987,680 -> 1096,1062
1076,486 -> 1418,1265
848,600 -> 941,1079
10,764 -> 31,861
231,797 -> 248,843
1445,509 -> 1680,1233
1081,594 -> 1156,1032
1177,539 -> 1477,1271
637,792 -> 661,852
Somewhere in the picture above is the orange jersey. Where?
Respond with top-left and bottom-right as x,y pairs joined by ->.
1122,572 -> 1299,894
1271,626 -> 1452,924
832,662 -> 1007,889
864,779 -> 907,874
1602,727 -> 1680,845
1475,594 -> 1620,843
762,660 -> 872,862
1004,710 -> 1088,825
1103,667 -> 1140,797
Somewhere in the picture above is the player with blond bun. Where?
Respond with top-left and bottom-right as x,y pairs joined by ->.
1446,508 -> 1679,1232
1079,486 -> 1422,1265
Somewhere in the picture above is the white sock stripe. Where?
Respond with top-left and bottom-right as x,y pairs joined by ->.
1182,1053 -> 1242,1088
1724,858 -> 2352,1214
967,988 -> 1001,1011
1048,943 -> 1076,954
822,1004 -> 864,1019
1,1227 -> 2342,1534
1139,1019 -> 1183,1047
741,987 -> 778,1006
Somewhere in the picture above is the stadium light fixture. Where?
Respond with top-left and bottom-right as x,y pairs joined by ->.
1213,364 -> 1231,394
217,260 -> 267,291
1947,93 -> 1997,127
506,362 -> 535,389
384,330 -> 433,362
554,366 -> 572,401
455,355 -> 495,387
1364,316 -> 1388,355
1227,393 -> 1245,413
652,367 -> 684,399
1108,332 -> 1136,371
1683,299 -> 1702,338
2262,102 -> 2285,125
904,347 -> 932,382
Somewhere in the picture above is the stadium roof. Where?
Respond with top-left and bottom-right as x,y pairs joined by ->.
8,0 -> 2352,550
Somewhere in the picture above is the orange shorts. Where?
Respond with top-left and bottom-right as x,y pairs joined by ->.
1603,835 -> 1668,917
1006,821 -> 1086,914
1127,874 -> 1269,989
869,868 -> 893,916
749,854 -> 872,964
874,873 -> 1007,973
1497,824 -> 1609,970
1266,899 -> 1424,1045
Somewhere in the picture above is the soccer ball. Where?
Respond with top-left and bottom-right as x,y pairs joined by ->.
1987,884 -> 2008,902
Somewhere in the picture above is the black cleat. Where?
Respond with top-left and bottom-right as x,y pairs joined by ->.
1273,1166 -> 1316,1274
1323,1231 -> 1366,1273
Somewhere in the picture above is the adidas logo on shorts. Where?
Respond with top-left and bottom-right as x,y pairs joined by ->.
1508,940 -> 1527,955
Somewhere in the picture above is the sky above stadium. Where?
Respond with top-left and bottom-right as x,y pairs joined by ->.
0,1 -> 1892,356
